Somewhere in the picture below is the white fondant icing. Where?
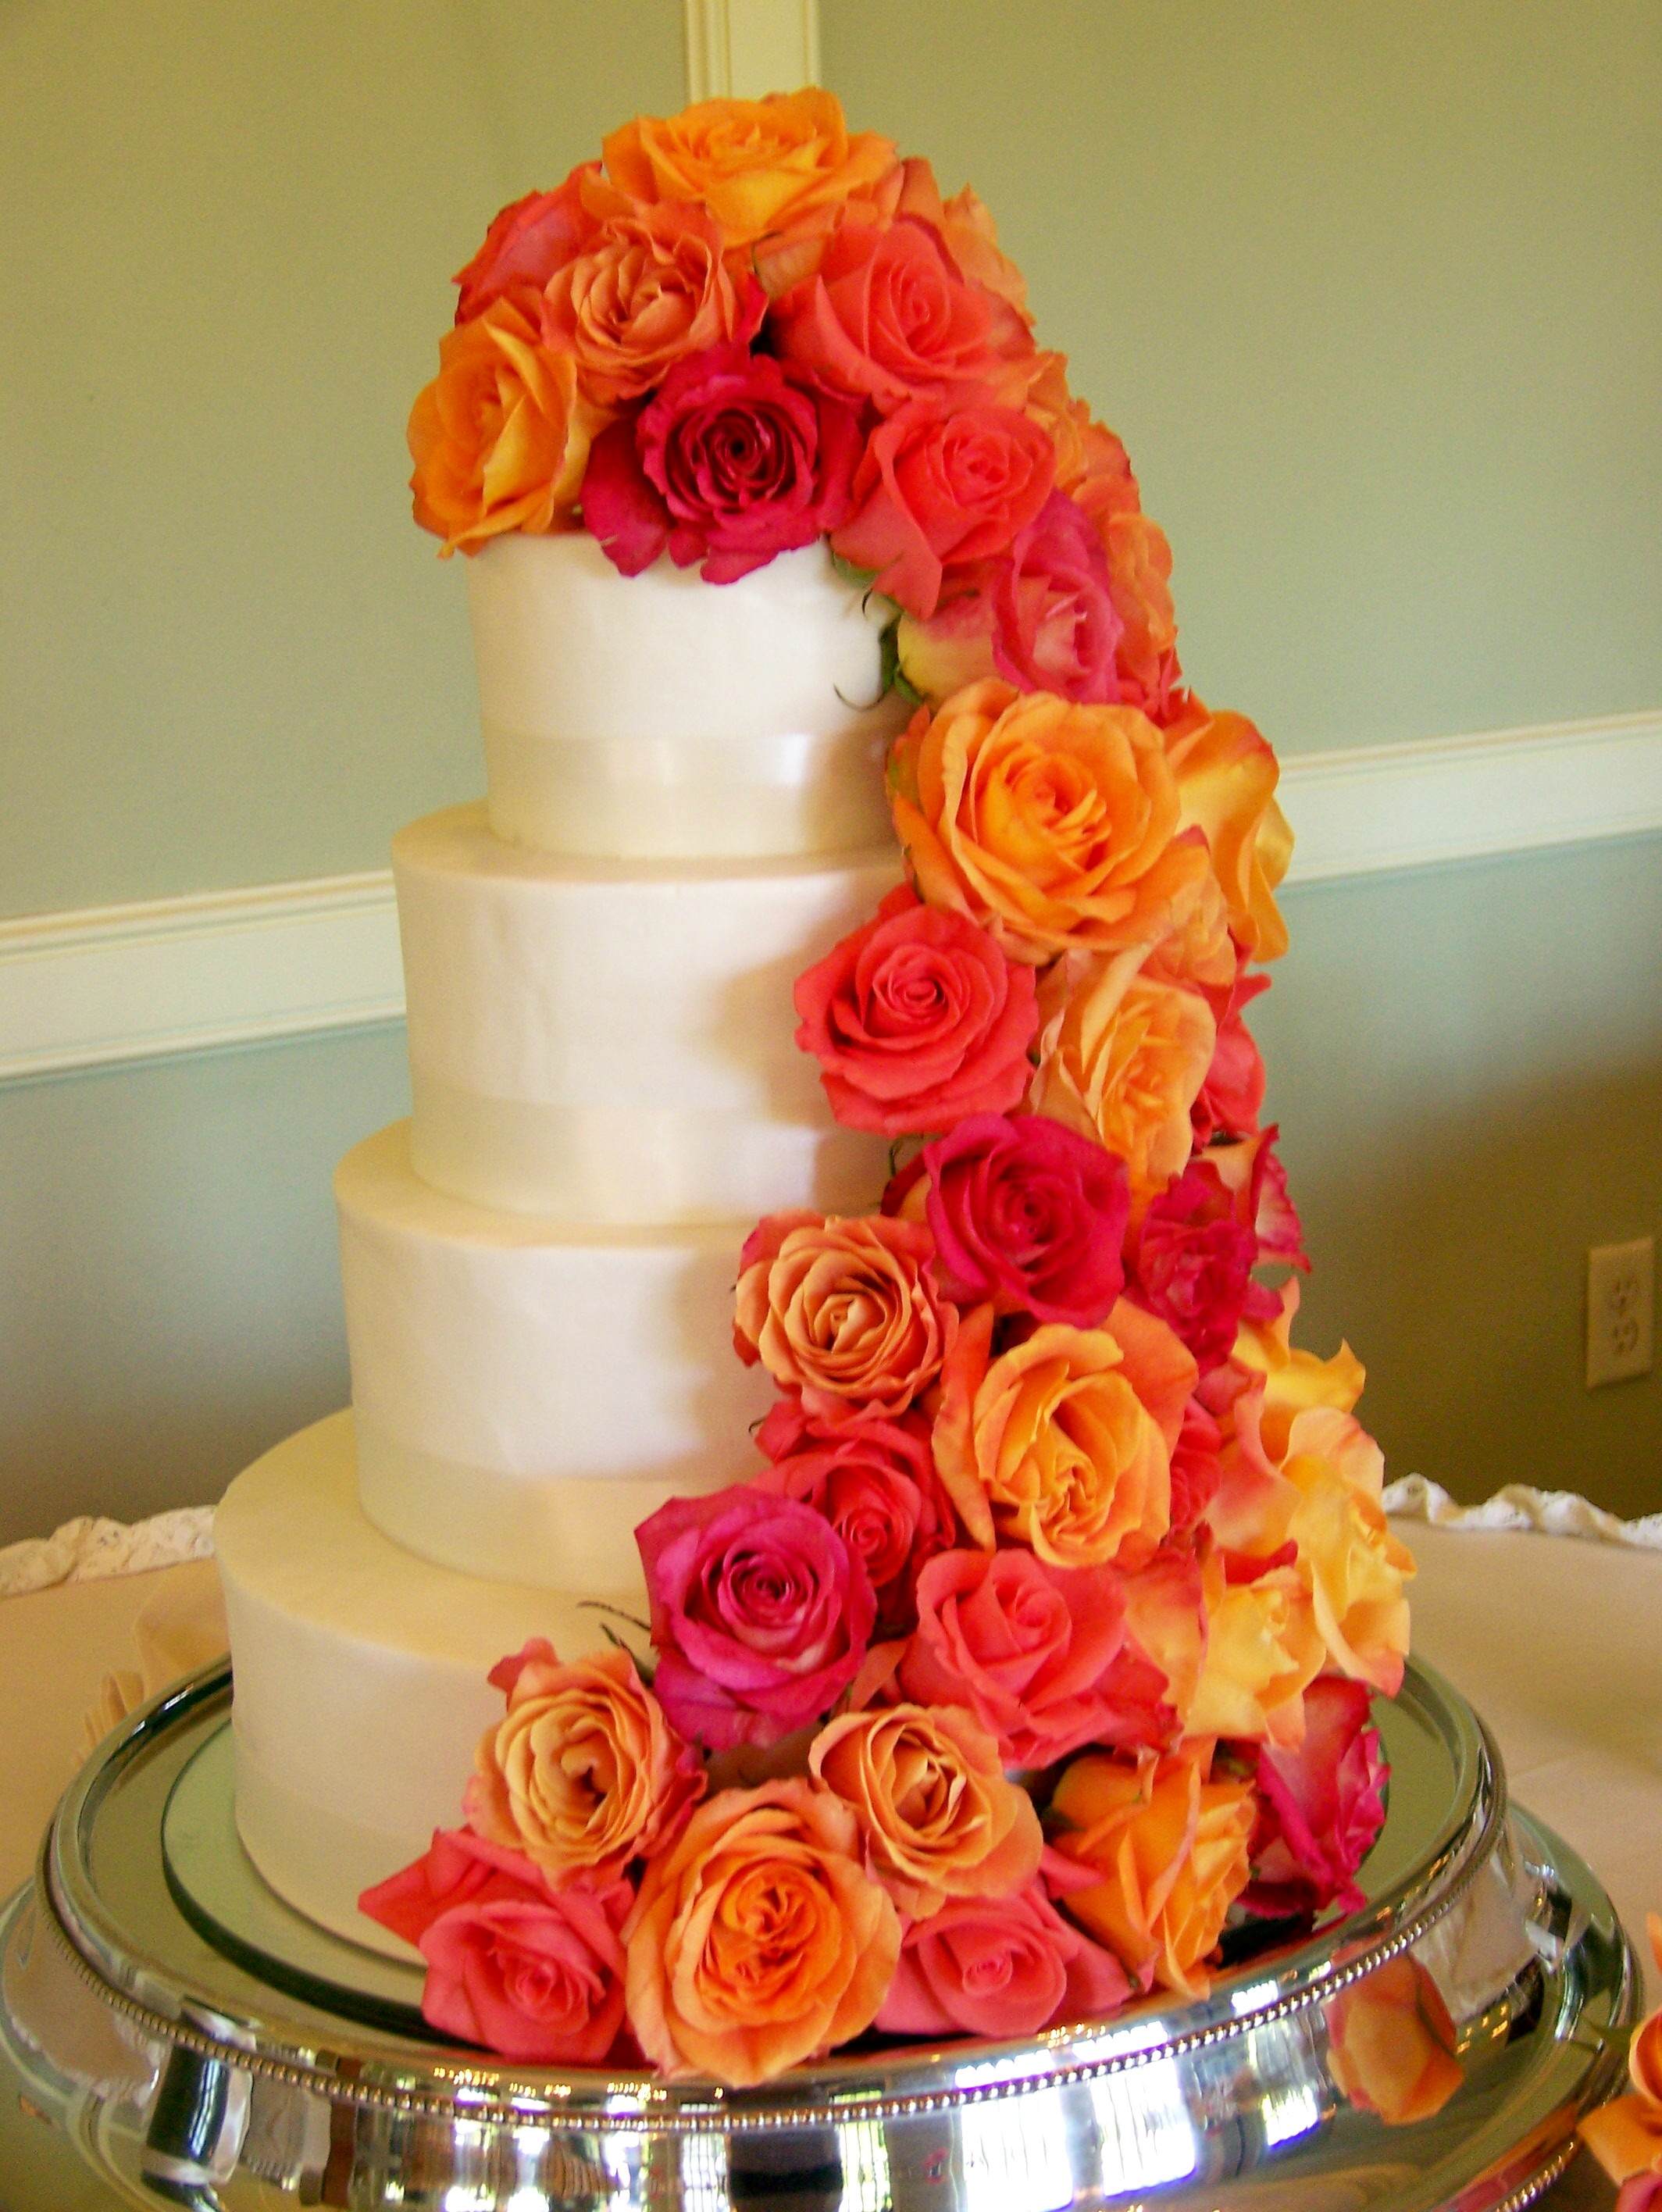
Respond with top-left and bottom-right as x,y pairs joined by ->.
468,534 -> 908,858
336,1123 -> 769,1584
396,806 -> 897,1222
216,1413 -> 644,1954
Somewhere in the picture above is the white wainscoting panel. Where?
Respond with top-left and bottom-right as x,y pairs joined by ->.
2,709 -> 1658,1085
683,0 -> 820,103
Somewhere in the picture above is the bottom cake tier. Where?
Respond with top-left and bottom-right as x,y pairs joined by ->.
214,1411 -> 645,1958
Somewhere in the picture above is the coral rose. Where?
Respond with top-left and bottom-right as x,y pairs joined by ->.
463,1639 -> 703,1886
898,1544 -> 1183,1769
922,1112 -> 1129,1329
1579,1917 -> 1662,2201
734,1211 -> 952,1419
933,1304 -> 1190,1568
623,1777 -> 899,2084
1186,1552 -> 1325,1748
896,493 -> 1124,708
603,90 -> 897,250
421,1873 -> 632,2064
751,1398 -> 953,1636
1236,1674 -> 1388,1918
1048,1746 -> 1255,2000
792,885 -> 1039,1137
583,343 -> 861,583
809,1702 -> 1041,1918
408,297 -> 606,552
360,1825 -> 549,1950
1282,1407 -> 1414,1697
452,168 -> 600,323
1029,948 -> 1215,1200
888,681 -> 1211,965
1164,703 -> 1294,962
1325,1954 -> 1462,2125
772,215 -> 1009,412
542,200 -> 759,406
636,1484 -> 876,1750
833,401 -> 1056,619
876,1875 -> 1131,2040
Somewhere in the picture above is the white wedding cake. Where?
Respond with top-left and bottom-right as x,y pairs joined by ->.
215,533 -> 907,1950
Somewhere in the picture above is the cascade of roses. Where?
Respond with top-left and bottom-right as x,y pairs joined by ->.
382,87 -> 1416,2085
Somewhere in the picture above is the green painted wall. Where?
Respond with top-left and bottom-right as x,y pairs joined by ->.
2,2 -> 1659,1539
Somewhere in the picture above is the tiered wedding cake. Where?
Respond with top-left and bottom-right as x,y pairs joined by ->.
214,535 -> 908,1946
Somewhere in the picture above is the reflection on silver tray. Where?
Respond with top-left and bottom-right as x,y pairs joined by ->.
0,1657 -> 1640,2210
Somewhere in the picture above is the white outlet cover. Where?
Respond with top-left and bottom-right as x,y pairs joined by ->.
1585,1236 -> 1654,1388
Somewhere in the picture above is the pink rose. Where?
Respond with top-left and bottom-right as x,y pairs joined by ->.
358,1828 -> 632,2063
1192,969 -> 1270,1145
1236,1675 -> 1389,1919
772,215 -> 1009,412
898,1547 -> 1171,1769
1126,1156 -> 1258,1372
583,342 -> 862,583
876,1874 -> 1131,2039
792,886 -> 1039,1138
637,1483 -> 876,1750
752,1398 -> 954,1636
832,398 -> 1056,619
1168,1397 -> 1225,1536
921,1112 -> 1129,1327
452,169 -> 600,323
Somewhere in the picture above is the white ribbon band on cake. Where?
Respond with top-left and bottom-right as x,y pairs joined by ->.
408,1072 -> 884,1222
482,719 -> 897,859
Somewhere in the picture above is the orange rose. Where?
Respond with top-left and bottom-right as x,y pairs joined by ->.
602,91 -> 897,249
408,297 -> 605,554
1185,1552 -> 1325,1747
1029,947 -> 1216,1197
1579,1915 -> 1662,2189
1325,1953 -> 1462,2125
1164,705 -> 1293,962
733,1211 -> 952,1419
933,1298 -> 1193,1567
889,680 -> 1210,965
463,1641 -> 702,1886
1233,1279 -> 1365,1463
1283,1407 -> 1414,1696
809,1702 -> 1042,1917
623,1778 -> 899,2084
1049,1746 -> 1254,2000
541,200 -> 755,407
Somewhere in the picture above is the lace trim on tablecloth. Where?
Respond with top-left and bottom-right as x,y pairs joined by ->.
1384,1474 -> 1662,1549
0,1507 -> 216,1598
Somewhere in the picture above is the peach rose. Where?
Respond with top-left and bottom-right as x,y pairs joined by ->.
733,1211 -> 952,1419
1325,1953 -> 1462,2125
1049,1746 -> 1255,2000
623,1778 -> 899,2084
1185,1552 -> 1325,1747
933,1299 -> 1193,1567
408,297 -> 605,553
1164,704 -> 1293,962
1029,947 -> 1216,1199
541,200 -> 758,407
452,167 -> 601,323
464,1639 -> 703,1885
1579,1916 -> 1662,2194
888,681 -> 1211,965
602,91 -> 897,249
1233,1278 -> 1365,1463
808,1702 -> 1042,1918
1283,1407 -> 1414,1697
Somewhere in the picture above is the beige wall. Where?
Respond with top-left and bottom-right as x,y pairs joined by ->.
2,1 -> 1659,1538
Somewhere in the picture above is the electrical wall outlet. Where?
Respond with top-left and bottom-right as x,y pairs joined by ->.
1585,1236 -> 1654,1388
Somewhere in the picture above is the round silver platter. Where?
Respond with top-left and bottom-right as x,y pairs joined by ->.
0,1657 -> 1639,2210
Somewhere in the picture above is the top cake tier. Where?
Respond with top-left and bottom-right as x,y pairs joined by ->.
469,533 -> 909,860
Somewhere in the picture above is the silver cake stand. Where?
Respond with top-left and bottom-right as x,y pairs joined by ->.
0,1657 -> 1639,2210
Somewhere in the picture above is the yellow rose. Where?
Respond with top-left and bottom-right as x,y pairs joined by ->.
1164,705 -> 1293,962
1029,946 -> 1216,1198
933,1300 -> 1193,1568
1233,1279 -> 1365,1464
1283,1407 -> 1414,1696
808,1703 -> 1042,1918
601,90 -> 897,249
623,1779 -> 898,2085
1186,1554 -> 1325,1747
1049,1746 -> 1254,2000
408,297 -> 605,553
889,680 -> 1211,965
